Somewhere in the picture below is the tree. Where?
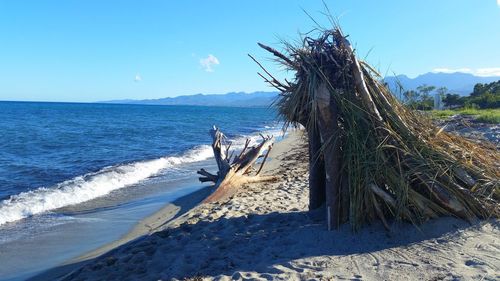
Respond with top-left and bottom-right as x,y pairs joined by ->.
416,84 -> 436,110
472,83 -> 485,97
416,84 -> 436,101
465,80 -> 500,108
403,90 -> 419,104
443,93 -> 463,108
436,87 -> 448,98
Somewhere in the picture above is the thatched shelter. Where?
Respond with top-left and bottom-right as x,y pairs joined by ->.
253,27 -> 499,231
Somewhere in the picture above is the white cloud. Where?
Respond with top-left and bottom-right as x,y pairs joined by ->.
199,54 -> 220,72
432,67 -> 472,74
134,74 -> 142,82
497,0 -> 500,6
432,67 -> 500,77
475,67 -> 500,76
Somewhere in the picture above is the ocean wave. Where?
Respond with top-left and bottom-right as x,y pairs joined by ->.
0,125 -> 285,226
230,127 -> 285,148
0,145 -> 213,226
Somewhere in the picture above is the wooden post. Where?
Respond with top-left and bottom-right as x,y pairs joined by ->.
307,125 -> 326,210
340,173 -> 350,224
315,83 -> 341,230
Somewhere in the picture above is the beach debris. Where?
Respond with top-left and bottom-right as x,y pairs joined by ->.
253,27 -> 500,231
198,126 -> 277,202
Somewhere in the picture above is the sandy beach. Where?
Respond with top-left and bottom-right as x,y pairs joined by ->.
2,2 -> 500,281
32,131 -> 499,281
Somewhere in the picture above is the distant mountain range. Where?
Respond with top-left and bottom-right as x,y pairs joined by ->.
102,91 -> 279,108
102,72 -> 500,108
384,72 -> 500,96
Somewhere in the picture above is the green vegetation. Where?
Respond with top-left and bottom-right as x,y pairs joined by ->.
403,84 -> 435,110
477,112 -> 500,123
401,80 -> 499,124
442,86 -> 500,109
430,108 -> 500,124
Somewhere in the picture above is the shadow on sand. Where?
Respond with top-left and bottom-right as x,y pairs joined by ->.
30,203 -> 489,280
28,185 -> 212,281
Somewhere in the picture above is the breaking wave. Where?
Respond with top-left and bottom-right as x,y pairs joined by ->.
0,145 -> 213,226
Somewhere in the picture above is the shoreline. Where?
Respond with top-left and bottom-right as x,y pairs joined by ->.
29,130 -> 293,281
31,130 -> 500,281
1,163 -> 214,281
77,185 -> 213,262
74,130 -> 291,263
28,185 -> 213,281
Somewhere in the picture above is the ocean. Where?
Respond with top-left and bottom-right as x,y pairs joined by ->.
0,101 -> 280,280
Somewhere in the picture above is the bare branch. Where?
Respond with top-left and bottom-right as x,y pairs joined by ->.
248,54 -> 289,91
256,144 -> 273,175
257,42 -> 297,68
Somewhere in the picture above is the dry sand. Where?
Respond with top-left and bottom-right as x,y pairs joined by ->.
37,131 -> 499,281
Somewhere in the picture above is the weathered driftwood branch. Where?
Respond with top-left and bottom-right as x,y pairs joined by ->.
199,126 -> 277,203
336,31 -> 383,123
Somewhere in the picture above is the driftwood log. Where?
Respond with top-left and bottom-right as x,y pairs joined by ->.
198,126 -> 277,203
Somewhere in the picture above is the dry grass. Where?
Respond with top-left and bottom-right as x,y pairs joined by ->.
255,26 -> 500,230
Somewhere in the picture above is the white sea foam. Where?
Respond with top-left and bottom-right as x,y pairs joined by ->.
0,145 -> 213,226
229,127 -> 285,149
0,125 -> 285,227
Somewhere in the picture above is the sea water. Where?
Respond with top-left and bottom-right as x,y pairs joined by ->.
0,101 -> 281,280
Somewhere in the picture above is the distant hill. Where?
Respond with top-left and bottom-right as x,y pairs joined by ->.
102,91 -> 279,108
102,72 -> 500,106
384,72 -> 500,96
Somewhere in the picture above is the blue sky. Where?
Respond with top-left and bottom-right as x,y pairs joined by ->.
0,1 -> 499,102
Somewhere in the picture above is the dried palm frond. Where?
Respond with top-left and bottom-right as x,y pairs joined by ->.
253,26 -> 499,231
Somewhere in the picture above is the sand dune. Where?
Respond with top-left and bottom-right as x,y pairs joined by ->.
41,131 -> 499,281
